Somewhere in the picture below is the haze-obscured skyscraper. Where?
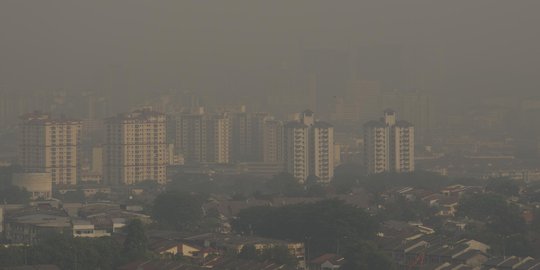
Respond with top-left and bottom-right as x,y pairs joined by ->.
303,49 -> 351,118
284,110 -> 334,183
262,118 -> 284,163
19,112 -> 81,186
364,110 -> 414,174
175,108 -> 231,164
379,90 -> 431,144
104,108 -> 167,185
230,110 -> 268,162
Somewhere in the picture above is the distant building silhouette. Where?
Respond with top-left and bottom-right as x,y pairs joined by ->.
230,110 -> 268,162
175,107 -> 231,164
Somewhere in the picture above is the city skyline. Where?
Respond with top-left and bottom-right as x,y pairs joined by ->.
2,2 -> 540,269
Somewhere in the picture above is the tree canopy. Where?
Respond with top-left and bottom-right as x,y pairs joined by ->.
0,166 -> 30,204
485,177 -> 520,197
123,219 -> 149,259
152,190 -> 205,231
265,172 -> 304,196
231,199 -> 391,268
0,233 -> 123,270
457,193 -> 529,256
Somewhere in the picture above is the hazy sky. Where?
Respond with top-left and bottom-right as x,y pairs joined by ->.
1,1 -> 540,104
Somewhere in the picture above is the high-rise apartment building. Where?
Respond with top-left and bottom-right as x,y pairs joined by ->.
206,113 -> 231,164
262,118 -> 284,163
284,121 -> 310,181
176,111 -> 208,164
19,112 -> 81,186
364,109 -> 414,174
175,108 -> 231,164
104,109 -> 167,185
284,110 -> 334,183
230,111 -> 268,162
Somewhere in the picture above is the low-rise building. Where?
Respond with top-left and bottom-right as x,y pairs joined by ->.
72,219 -> 110,238
4,208 -> 71,244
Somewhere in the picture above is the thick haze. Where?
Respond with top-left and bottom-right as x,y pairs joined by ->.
1,1 -> 540,108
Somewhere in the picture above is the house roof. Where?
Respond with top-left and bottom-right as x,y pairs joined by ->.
310,253 -> 345,265
516,259 -> 540,269
148,238 -> 180,253
453,249 -> 487,261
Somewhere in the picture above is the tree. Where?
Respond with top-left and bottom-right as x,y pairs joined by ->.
306,183 -> 327,197
341,240 -> 395,270
238,245 -> 259,260
458,193 -> 528,253
306,175 -> 320,186
332,163 -> 366,193
0,166 -> 30,204
123,219 -> 148,259
504,234 -> 535,257
238,245 -> 297,267
152,191 -> 205,231
486,177 -> 520,197
27,233 -> 123,270
57,189 -> 86,203
260,246 -> 297,267
232,200 -> 378,256
265,172 -> 304,196
0,185 -> 30,204
378,196 -> 436,223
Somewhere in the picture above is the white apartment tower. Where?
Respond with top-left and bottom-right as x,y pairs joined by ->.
364,109 -> 414,174
19,112 -> 82,186
284,121 -> 310,181
284,110 -> 334,183
104,109 -> 168,185
311,121 -> 334,183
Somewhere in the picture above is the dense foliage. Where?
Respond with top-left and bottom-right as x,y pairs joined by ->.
232,199 -> 394,269
458,193 -> 526,235
151,190 -> 206,231
377,196 -> 439,225
0,166 -> 30,204
456,193 -> 533,256
341,240 -> 396,270
265,172 -> 304,196
0,234 -> 123,270
0,219 -> 151,269
238,245 -> 298,267
485,177 -> 520,197
123,219 -> 149,259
